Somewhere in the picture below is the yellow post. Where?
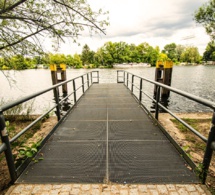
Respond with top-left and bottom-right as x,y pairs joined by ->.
154,60 -> 173,98
59,64 -> 67,95
50,64 -> 57,85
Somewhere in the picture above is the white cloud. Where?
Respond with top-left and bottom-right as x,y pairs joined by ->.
46,0 -> 210,55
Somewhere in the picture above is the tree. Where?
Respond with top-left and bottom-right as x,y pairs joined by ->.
9,55 -> 30,70
181,46 -> 201,63
66,55 -> 74,67
81,44 -> 95,65
96,42 -> 115,66
203,41 -> 215,61
162,43 -> 177,62
0,0 -> 109,58
175,45 -> 186,62
194,0 -> 215,40
49,53 -> 67,65
158,53 -> 168,62
73,54 -> 82,68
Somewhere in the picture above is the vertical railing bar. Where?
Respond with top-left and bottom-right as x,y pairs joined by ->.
97,71 -> 100,83
117,71 -> 119,83
139,78 -> 143,103
81,75 -> 85,94
53,87 -> 61,121
202,111 -> 215,184
73,80 -> 77,104
90,72 -> 93,84
155,86 -> 160,120
131,75 -> 134,93
0,113 -> 17,183
87,73 -> 90,89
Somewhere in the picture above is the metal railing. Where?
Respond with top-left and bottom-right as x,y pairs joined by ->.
117,70 -> 215,184
0,71 -> 99,184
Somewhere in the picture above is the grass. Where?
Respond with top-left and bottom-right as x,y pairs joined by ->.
170,118 -> 211,134
170,118 -> 210,151
171,117 -> 215,194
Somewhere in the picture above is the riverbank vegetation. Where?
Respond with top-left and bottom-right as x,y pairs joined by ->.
0,41 -> 207,70
0,99 -> 57,191
159,113 -> 215,194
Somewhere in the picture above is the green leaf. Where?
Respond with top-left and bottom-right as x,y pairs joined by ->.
26,151 -> 33,158
31,148 -> 37,153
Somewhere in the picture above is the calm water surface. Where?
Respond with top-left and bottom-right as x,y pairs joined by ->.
1,65 -> 215,113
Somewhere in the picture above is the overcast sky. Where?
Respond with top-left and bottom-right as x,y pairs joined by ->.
50,0 -> 210,55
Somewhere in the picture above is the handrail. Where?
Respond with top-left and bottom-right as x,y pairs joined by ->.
1,72 -> 90,112
117,70 -> 215,184
0,71 -> 99,184
118,70 -> 215,110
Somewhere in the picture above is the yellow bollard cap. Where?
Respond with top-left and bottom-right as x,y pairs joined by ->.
164,61 -> 173,68
50,64 -> 57,71
156,61 -> 163,68
60,64 -> 66,70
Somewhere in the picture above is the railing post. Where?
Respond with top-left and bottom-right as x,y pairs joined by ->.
53,87 -> 61,121
126,73 -> 129,87
117,71 -> 119,83
123,71 -> 125,84
73,80 -> 77,104
155,86 -> 161,120
81,75 -> 85,94
87,73 -> 90,89
90,72 -> 93,85
202,111 -> 215,184
131,75 -> 134,93
0,113 -> 17,183
97,71 -> 99,83
139,79 -> 143,103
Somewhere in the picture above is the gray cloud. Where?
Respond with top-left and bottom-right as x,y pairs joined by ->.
104,0 -> 205,39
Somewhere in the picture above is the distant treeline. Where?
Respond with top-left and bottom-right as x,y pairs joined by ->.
1,41 -> 214,70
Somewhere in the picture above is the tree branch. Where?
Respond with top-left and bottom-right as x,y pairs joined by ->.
52,0 -> 106,35
0,21 -> 64,50
0,0 -> 27,15
0,15 -> 41,23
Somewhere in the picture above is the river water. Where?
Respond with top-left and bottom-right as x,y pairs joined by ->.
1,65 -> 215,113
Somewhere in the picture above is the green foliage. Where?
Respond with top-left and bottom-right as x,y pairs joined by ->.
203,41 -> 215,61
195,163 -> 204,181
162,43 -> 177,62
0,41 -> 206,70
81,44 -> 95,65
66,55 -> 74,67
73,54 -> 83,68
175,45 -> 186,62
93,41 -> 160,66
17,140 -> 42,159
180,46 -> 201,63
0,0 -> 109,58
49,53 -> 67,65
158,53 -> 169,62
194,0 -> 215,40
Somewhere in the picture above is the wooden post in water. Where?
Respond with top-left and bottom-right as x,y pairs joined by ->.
50,64 -> 58,85
59,64 -> 68,96
50,64 -> 68,96
154,60 -> 173,98
50,64 -> 61,120
50,64 -> 69,117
